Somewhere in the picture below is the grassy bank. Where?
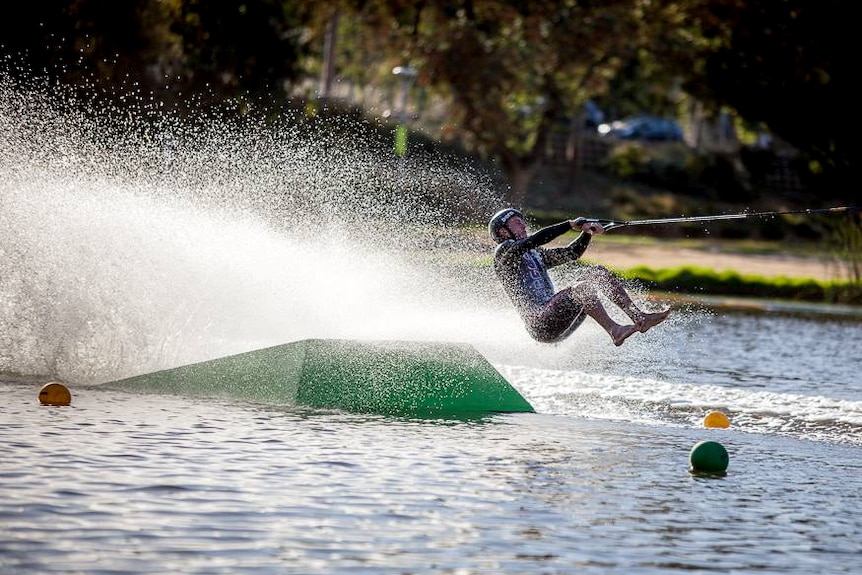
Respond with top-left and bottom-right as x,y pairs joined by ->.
461,225 -> 861,305
616,265 -> 862,305
531,223 -> 861,305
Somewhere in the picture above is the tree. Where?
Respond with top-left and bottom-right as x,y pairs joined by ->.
328,0 -> 651,205
656,0 -> 857,199
1,0 -> 309,113
179,0 -> 308,106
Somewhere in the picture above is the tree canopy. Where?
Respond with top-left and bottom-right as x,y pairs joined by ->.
665,0 -> 856,182
1,0 -> 855,203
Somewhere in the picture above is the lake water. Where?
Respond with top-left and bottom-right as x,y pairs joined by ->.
4,308 -> 861,575
3,73 -> 862,574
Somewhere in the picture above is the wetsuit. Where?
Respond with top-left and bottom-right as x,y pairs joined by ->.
493,221 -> 592,343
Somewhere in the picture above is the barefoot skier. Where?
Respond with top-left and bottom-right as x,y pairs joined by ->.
489,208 -> 669,346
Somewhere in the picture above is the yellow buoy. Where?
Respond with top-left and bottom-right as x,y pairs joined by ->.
38,382 -> 72,406
703,410 -> 730,428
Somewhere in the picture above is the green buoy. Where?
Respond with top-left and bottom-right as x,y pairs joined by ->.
689,440 -> 729,474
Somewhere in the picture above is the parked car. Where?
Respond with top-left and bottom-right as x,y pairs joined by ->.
597,115 -> 684,142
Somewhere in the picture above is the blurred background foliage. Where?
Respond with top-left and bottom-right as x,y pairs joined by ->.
1,0 -> 858,240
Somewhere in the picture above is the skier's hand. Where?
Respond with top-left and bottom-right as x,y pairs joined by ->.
571,218 -> 604,235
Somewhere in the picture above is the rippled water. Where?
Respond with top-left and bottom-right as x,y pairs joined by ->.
4,342 -> 862,575
4,310 -> 862,575
491,309 -> 862,446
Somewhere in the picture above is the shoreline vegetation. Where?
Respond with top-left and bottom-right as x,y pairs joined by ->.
593,238 -> 861,308
510,178 -> 861,308
618,265 -> 861,307
465,230 -> 862,311
582,235 -> 860,306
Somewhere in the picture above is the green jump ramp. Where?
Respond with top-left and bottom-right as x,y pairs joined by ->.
102,339 -> 534,416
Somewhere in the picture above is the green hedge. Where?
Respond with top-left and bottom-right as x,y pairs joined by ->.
618,265 -> 862,305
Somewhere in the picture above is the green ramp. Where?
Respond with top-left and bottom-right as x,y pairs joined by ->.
102,339 -> 534,416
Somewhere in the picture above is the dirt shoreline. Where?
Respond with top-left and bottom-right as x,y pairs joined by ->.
586,241 -> 845,282
468,226 -> 846,281
582,242 -> 862,317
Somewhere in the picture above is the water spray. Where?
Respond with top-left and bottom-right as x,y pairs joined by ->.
0,71 -> 514,383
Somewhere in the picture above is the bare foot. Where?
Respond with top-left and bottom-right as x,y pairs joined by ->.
637,309 -> 671,333
611,324 -> 639,346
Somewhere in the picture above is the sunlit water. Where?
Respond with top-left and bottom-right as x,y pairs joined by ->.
2,71 -> 862,574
